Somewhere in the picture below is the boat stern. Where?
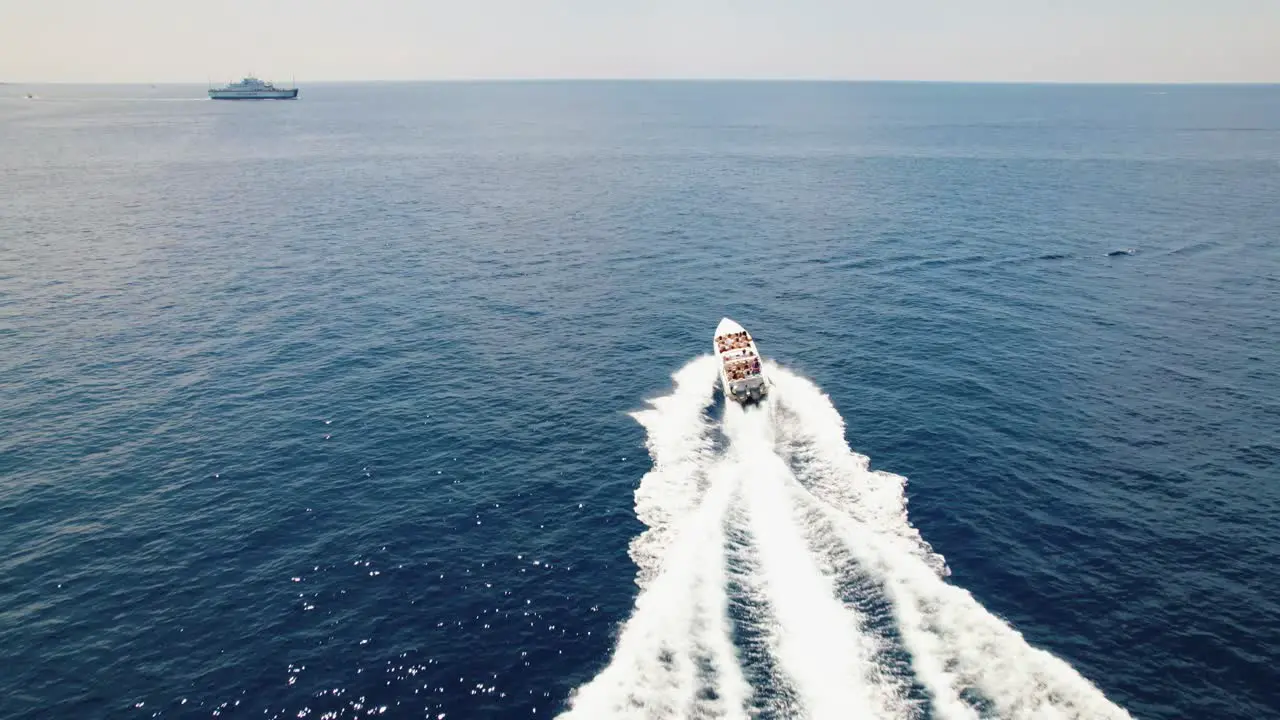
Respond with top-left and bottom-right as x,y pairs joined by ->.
726,375 -> 769,405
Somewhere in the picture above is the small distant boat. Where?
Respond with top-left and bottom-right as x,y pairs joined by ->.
208,77 -> 298,100
713,318 -> 769,404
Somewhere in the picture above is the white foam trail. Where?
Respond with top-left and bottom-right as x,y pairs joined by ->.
767,363 -> 944,572
719,505 -> 803,720
768,365 -> 1133,720
724,404 -> 910,720
561,357 -> 749,720
768,365 -> 977,717
561,474 -> 748,719
688,473 -> 753,720
813,507 -> 1132,720
566,356 -> 1130,720
629,355 -> 721,587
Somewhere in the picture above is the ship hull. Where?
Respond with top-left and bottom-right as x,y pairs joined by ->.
208,89 -> 298,100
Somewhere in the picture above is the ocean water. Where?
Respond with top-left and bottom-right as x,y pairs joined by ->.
2,81 -> 1278,720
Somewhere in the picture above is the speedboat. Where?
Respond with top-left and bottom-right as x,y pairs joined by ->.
713,318 -> 768,404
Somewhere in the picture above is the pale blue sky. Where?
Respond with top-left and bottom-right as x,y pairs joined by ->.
3,0 -> 1277,83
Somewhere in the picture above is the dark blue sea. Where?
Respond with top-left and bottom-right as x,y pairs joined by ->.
2,81 -> 1278,720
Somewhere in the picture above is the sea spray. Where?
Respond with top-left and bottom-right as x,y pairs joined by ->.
769,365 -> 1132,720
562,358 -> 1132,720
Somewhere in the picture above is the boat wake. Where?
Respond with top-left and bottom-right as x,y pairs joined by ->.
560,357 -> 1132,720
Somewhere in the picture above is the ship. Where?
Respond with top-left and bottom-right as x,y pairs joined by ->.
208,77 -> 298,100
713,318 -> 768,404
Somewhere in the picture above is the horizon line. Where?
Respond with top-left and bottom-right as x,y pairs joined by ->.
6,77 -> 1280,86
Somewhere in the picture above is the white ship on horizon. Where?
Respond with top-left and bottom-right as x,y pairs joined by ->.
713,318 -> 768,404
208,77 -> 298,100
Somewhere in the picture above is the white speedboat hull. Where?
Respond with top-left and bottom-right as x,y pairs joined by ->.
713,317 -> 768,404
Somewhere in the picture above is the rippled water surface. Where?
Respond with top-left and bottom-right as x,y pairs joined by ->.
2,82 -> 1279,719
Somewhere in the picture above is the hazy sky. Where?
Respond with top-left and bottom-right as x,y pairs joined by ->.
3,0 -> 1278,83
